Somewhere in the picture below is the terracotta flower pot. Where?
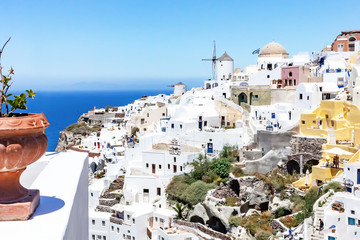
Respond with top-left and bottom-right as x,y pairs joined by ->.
0,113 -> 49,203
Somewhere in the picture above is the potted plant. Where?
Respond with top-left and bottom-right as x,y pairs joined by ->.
0,38 -> 49,220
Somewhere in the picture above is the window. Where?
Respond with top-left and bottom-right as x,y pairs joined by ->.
112,226 -> 114,231
102,221 -> 105,226
168,164 -> 170,169
252,95 -> 258,101
299,94 -> 303,100
103,237 -> 106,240
171,123 -> 174,129
91,192 -> 93,197
180,124 -> 182,129
92,219 -> 95,225
204,121 -> 207,126
132,218 -> 135,224
147,113 -> 149,117
146,163 -> 149,168
141,118 -> 145,124
294,79 -> 296,85
302,120 -> 305,124
159,165 -> 162,169
271,113 -> 275,119
143,189 -> 149,193
117,228 -> 120,233
162,113 -> 165,116
267,75 -> 270,78
307,96 -> 309,100
157,188 -> 161,196
92,235 -> 95,240
348,217 -> 356,225
319,87 -> 323,92
351,210 -> 355,214
289,71 -> 293,77
174,157 -> 176,162
127,215 -> 130,220
180,166 -> 183,171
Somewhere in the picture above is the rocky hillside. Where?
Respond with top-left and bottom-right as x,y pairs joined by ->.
55,122 -> 99,152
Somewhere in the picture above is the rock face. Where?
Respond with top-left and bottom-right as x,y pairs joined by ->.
55,124 -> 96,152
188,176 -> 270,235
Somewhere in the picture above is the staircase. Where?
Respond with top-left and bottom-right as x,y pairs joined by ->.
310,190 -> 334,240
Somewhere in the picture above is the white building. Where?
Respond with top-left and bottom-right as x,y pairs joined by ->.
323,192 -> 360,240
349,65 -> 360,107
294,82 -> 339,111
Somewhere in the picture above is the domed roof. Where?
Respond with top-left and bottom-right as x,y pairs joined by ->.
259,42 -> 288,57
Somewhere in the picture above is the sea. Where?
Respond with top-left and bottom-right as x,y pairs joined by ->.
23,90 -> 172,151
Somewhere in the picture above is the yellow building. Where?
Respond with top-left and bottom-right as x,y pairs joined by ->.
294,100 -> 360,187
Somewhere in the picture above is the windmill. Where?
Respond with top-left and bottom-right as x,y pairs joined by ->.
202,40 -> 217,79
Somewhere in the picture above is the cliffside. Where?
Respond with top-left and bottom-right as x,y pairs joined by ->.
55,122 -> 99,152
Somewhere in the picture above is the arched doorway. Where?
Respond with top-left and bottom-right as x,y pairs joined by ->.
239,92 -> 247,104
190,215 -> 205,224
303,159 -> 319,174
207,217 -> 227,234
287,160 -> 300,175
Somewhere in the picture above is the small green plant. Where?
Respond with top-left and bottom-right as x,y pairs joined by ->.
0,37 -> 35,117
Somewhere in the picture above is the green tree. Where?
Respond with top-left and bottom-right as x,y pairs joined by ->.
172,202 -> 187,219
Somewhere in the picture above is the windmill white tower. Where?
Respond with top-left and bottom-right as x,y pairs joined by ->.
216,52 -> 234,82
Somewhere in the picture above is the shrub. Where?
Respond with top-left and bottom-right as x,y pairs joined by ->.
201,171 -> 218,183
166,175 -> 191,200
323,182 -> 346,193
256,231 -> 272,240
181,181 -> 215,205
294,212 -> 305,226
302,187 -> 319,218
220,145 -> 238,159
189,155 -> 212,180
228,216 -> 242,227
275,207 -> 287,218
212,158 -> 232,178
231,166 -> 246,177
280,215 -> 295,228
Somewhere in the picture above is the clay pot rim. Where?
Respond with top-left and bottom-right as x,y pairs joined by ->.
0,113 -> 49,134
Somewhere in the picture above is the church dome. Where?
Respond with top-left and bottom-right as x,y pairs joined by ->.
259,42 -> 289,58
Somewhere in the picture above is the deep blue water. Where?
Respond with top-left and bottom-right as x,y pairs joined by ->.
22,90 -> 172,151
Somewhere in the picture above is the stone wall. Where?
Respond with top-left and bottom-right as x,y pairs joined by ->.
173,219 -> 232,240
287,135 -> 327,172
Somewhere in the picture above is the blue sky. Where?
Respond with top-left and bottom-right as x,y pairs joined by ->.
1,0 -> 359,91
